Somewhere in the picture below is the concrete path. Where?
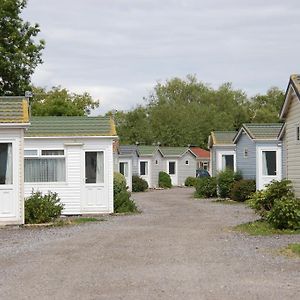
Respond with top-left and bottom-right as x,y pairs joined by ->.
0,188 -> 299,300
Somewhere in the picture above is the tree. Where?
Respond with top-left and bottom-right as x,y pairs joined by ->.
249,87 -> 285,123
31,86 -> 99,116
0,0 -> 45,95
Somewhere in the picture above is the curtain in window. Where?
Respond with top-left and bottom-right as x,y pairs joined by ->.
96,152 -> 104,183
25,158 -> 65,182
5,144 -> 12,184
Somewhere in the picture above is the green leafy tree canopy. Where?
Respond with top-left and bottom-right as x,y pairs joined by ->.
31,86 -> 99,116
0,0 -> 45,95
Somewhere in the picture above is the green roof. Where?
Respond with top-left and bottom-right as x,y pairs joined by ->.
160,147 -> 189,157
212,131 -> 236,145
137,145 -> 158,156
243,123 -> 283,140
0,97 -> 29,123
25,116 -> 116,137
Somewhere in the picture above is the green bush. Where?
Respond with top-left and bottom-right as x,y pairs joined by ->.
247,179 -> 294,218
113,172 -> 127,197
113,173 -> 138,213
267,198 -> 300,230
217,169 -> 242,198
195,177 -> 217,198
114,191 -> 138,213
25,191 -> 64,224
185,176 -> 198,187
230,179 -> 256,202
159,171 -> 172,188
132,175 -> 148,192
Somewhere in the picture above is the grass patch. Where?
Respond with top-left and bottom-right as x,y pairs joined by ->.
279,243 -> 300,258
233,220 -> 300,236
213,199 -> 244,205
54,217 -> 104,227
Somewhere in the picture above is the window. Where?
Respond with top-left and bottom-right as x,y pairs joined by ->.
85,151 -> 104,184
262,151 -> 276,176
119,162 -> 128,177
185,160 -> 189,165
168,162 -> 176,175
296,126 -> 300,141
222,155 -> 234,170
155,160 -> 158,165
24,149 -> 66,182
0,143 -> 13,185
203,162 -> 208,170
140,161 -> 148,176
244,148 -> 248,158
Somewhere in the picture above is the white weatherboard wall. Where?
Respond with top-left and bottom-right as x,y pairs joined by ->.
0,128 -> 25,225
24,137 -> 114,215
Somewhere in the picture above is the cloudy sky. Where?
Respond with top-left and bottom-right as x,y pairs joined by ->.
23,0 -> 300,114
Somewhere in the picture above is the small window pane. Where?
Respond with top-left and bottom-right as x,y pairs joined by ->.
262,151 -> 276,176
41,150 -> 64,156
24,149 -> 38,156
120,162 -> 128,177
0,143 -> 13,185
185,160 -> 189,165
140,161 -> 148,176
297,126 -> 300,141
222,155 -> 234,170
85,152 -> 104,184
169,162 -> 176,175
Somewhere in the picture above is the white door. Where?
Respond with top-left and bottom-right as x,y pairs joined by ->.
168,160 -> 178,186
139,160 -> 150,187
119,159 -> 132,191
257,146 -> 282,190
82,151 -> 108,212
0,142 -> 18,220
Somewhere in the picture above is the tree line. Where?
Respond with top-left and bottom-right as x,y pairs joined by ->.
109,75 -> 284,148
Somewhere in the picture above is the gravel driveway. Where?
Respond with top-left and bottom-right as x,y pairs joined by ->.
0,188 -> 299,300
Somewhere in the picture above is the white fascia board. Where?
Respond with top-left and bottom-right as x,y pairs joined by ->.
0,123 -> 30,128
25,135 -> 117,139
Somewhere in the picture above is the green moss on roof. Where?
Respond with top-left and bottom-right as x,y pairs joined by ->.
25,116 -> 116,137
212,131 -> 236,145
0,97 -> 29,123
160,147 -> 189,156
243,123 -> 283,140
137,145 -> 158,156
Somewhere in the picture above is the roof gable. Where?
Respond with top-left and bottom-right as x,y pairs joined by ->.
190,147 -> 210,158
234,123 -> 283,143
160,147 -> 196,157
280,74 -> 300,119
25,116 -> 117,137
137,145 -> 159,156
0,97 -> 29,124
209,131 -> 236,147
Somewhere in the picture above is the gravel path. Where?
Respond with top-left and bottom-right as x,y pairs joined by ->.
0,188 -> 299,300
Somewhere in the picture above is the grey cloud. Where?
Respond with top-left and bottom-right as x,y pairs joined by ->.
23,0 -> 300,112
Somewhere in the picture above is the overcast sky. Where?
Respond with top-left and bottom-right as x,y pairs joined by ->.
23,0 -> 300,114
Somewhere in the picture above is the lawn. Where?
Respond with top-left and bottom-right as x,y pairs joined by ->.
279,244 -> 300,258
233,220 -> 300,236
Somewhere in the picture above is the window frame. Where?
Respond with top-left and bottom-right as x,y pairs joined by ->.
185,160 -> 189,166
24,148 -> 66,183
244,148 -> 248,158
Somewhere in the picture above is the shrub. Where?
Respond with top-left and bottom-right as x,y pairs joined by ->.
113,172 -> 127,197
114,191 -> 138,213
195,177 -> 217,198
185,176 -> 198,187
247,179 -> 294,218
132,175 -> 148,192
217,169 -> 242,198
159,171 -> 172,188
25,191 -> 64,224
230,180 -> 256,202
267,198 -> 300,230
113,173 -> 138,213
